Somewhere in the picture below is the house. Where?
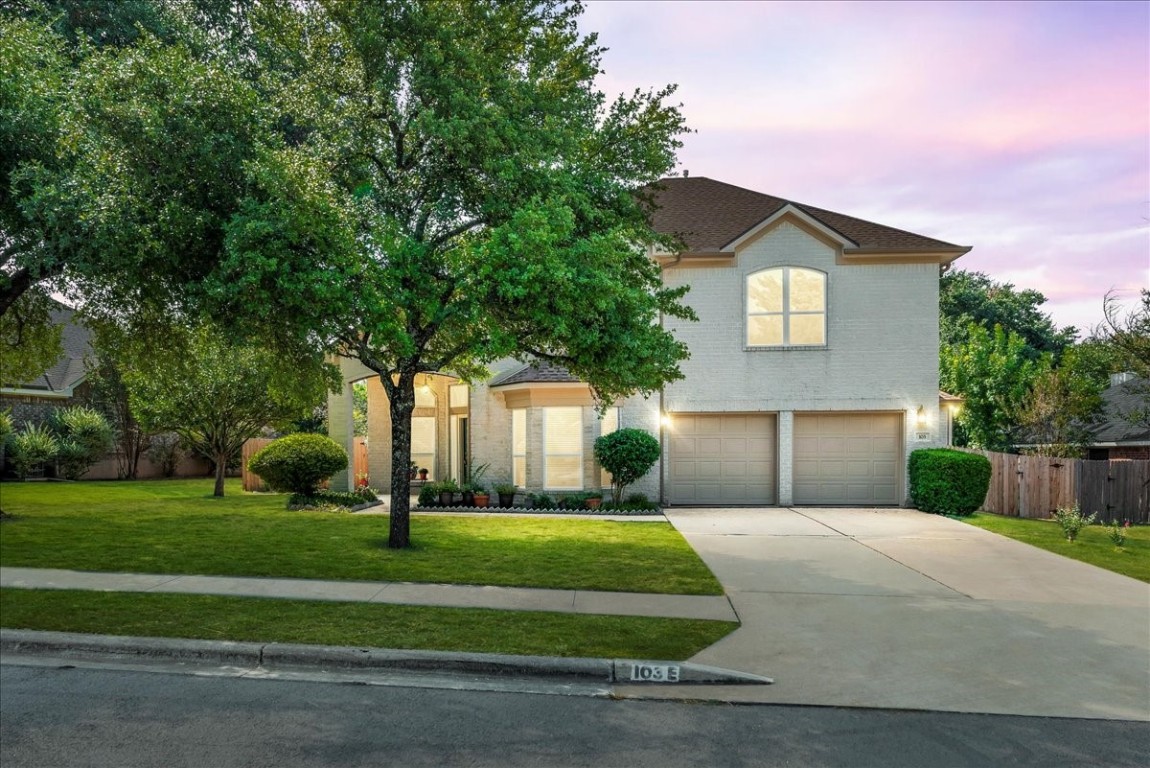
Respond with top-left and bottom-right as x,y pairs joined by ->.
328,177 -> 971,506
1085,373 -> 1149,461
0,304 -> 92,426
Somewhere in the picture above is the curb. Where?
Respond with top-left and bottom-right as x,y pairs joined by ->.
0,629 -> 771,686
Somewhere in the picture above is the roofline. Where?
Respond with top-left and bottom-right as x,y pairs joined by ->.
723,204 -> 860,251
0,386 -> 75,399
488,381 -> 588,392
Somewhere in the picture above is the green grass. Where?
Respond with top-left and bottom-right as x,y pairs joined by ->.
0,479 -> 722,595
0,588 -> 736,660
963,513 -> 1150,583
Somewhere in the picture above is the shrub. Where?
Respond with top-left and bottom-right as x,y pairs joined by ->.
594,428 -> 660,505
288,489 -> 370,510
556,492 -> 588,510
10,424 -> 59,480
146,433 -> 183,478
417,483 -> 439,507
1107,520 -> 1130,548
530,493 -> 555,510
48,406 -> 115,480
1051,504 -> 1097,542
248,433 -> 348,495
907,449 -> 991,516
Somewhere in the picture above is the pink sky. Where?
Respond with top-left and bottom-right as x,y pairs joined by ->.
581,0 -> 1149,336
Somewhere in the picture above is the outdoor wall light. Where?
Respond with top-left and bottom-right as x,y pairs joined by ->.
916,405 -> 927,429
661,414 -> 674,428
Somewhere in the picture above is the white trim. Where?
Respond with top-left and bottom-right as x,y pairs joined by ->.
0,388 -> 74,399
724,204 -> 859,251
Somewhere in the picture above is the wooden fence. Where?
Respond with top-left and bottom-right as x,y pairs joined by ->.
971,450 -> 1149,523
241,437 -> 367,492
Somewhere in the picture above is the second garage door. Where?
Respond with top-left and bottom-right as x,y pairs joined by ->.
793,413 -> 902,505
668,414 -> 777,505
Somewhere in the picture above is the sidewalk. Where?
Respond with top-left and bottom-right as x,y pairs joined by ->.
0,567 -> 738,622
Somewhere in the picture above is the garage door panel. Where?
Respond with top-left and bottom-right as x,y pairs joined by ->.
669,413 -> 776,505
794,413 -> 902,506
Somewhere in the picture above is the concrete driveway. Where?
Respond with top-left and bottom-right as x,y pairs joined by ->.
621,508 -> 1150,721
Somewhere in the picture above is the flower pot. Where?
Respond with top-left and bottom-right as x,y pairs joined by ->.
438,491 -> 454,506
473,493 -> 489,508
585,497 -> 601,509
497,492 -> 515,508
461,490 -> 475,506
419,470 -> 429,481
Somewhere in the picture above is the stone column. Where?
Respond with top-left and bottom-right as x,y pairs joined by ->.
327,380 -> 356,492
777,410 -> 794,506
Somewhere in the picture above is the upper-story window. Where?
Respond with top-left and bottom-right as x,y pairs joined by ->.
746,267 -> 826,347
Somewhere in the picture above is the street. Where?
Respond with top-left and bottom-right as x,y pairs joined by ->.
2,663 -> 1146,767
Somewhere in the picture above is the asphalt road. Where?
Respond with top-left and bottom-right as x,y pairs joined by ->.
2,663 -> 1146,768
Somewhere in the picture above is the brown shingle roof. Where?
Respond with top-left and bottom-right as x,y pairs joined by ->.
490,360 -> 580,387
646,177 -> 968,255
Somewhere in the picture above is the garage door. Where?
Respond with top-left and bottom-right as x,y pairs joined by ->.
669,414 -> 776,505
793,413 -> 902,505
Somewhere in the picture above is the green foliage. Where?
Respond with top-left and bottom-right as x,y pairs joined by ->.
287,489 -> 373,511
941,323 -> 1048,450
907,449 -> 991,517
47,406 -> 114,480
0,291 -> 63,385
146,433 -> 183,478
352,382 -> 368,438
1051,505 -> 1098,542
529,493 -> 555,510
0,408 -> 12,445
594,428 -> 661,505
416,484 -> 439,508
1016,345 -> 1105,457
108,321 -> 337,496
1107,521 -> 1130,548
9,423 -> 59,480
248,433 -> 348,496
940,270 -> 1076,361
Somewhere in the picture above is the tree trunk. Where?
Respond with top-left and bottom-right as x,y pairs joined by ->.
388,371 -> 417,548
213,452 -> 227,497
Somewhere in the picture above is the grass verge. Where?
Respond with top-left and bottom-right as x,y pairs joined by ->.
0,588 -> 736,660
963,513 -> 1150,583
0,479 -> 721,595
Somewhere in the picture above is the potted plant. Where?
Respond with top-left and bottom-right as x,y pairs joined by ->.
472,486 -> 490,508
585,491 -> 603,509
437,478 -> 460,506
494,483 -> 518,508
418,467 -> 429,481
460,482 -> 476,507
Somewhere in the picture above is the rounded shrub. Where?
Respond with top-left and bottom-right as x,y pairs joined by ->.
10,423 -> 59,480
248,433 -> 348,495
908,448 -> 991,516
594,428 -> 660,505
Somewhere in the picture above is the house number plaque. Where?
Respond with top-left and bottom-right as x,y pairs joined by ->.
628,663 -> 681,682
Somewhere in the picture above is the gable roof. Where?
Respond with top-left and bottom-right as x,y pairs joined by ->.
3,304 -> 92,396
645,176 -> 970,258
1090,376 -> 1150,445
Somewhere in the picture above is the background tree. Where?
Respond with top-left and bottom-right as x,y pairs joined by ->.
941,323 -> 1048,450
110,322 -> 338,496
1015,346 -> 1105,457
940,270 -> 1076,360
1092,289 -> 1150,431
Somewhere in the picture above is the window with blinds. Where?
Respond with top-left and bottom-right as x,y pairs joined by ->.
512,409 -> 526,487
544,406 -> 583,490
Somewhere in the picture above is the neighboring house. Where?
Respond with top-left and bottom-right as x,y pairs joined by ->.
329,176 -> 971,506
1085,373 -> 1150,461
0,304 -> 92,426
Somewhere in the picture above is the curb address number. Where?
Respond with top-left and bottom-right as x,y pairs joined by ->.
628,663 -> 681,683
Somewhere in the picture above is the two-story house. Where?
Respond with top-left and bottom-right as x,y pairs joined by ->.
329,177 -> 970,506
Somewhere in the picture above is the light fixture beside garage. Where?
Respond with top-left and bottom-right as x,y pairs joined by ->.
916,405 -> 927,429
661,413 -> 674,428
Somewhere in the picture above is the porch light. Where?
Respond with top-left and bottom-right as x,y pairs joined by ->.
661,413 -> 673,428
916,405 -> 927,429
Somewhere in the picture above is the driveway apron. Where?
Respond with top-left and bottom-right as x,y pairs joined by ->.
636,508 -> 1150,721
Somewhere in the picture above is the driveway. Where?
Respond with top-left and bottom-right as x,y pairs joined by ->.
620,508 -> 1150,721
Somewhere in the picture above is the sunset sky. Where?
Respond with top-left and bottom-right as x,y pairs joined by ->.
581,0 -> 1149,337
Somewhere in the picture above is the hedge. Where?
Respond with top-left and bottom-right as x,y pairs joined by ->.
248,433 -> 348,495
908,448 -> 991,516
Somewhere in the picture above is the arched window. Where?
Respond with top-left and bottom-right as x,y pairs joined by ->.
746,267 -> 826,347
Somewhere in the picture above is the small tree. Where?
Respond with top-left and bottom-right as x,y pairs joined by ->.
47,406 -> 115,480
248,433 -> 347,497
594,428 -> 661,506
114,322 -> 337,497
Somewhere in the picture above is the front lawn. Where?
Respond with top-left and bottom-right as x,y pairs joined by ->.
963,513 -> 1150,583
0,479 -> 722,595
0,588 -> 736,660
